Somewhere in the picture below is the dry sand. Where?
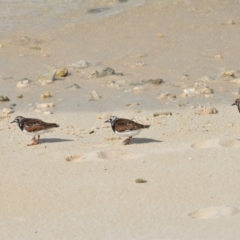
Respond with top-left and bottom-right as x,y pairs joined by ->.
1,0 -> 240,239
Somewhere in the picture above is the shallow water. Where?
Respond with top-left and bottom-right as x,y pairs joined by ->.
1,0 -> 214,39
0,0 -> 148,38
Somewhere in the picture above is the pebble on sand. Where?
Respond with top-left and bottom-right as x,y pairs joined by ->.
153,112 -> 172,117
194,83 -> 214,95
71,60 -> 99,68
36,103 -> 54,108
196,106 -> 218,115
71,60 -> 89,68
91,90 -> 101,100
16,79 -> 30,88
133,62 -> 146,67
221,71 -> 235,78
157,33 -> 165,38
90,67 -> 123,78
214,54 -> 222,59
157,92 -> 176,100
125,102 -> 140,107
41,91 -> 52,99
38,70 -> 56,84
200,76 -> 215,82
133,85 -> 144,91
227,20 -> 235,25
184,84 -> 214,95
106,81 -> 121,88
142,78 -> 164,85
2,108 -> 14,114
66,84 -> 81,89
0,96 -> 10,101
105,137 -> 121,141
135,178 -> 147,183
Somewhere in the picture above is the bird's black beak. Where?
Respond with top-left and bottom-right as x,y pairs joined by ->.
104,119 -> 110,123
232,103 -> 236,106
11,120 -> 15,123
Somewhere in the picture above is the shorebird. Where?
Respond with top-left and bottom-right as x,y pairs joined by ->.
11,116 -> 59,146
105,116 -> 150,145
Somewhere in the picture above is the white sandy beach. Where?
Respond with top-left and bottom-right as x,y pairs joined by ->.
1,0 -> 240,239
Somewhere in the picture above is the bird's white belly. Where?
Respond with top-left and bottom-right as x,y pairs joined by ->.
115,129 -> 141,137
23,128 -> 51,137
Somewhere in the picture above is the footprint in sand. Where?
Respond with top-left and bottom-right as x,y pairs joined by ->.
191,139 -> 219,149
97,149 -> 138,161
219,138 -> 240,148
191,138 -> 240,149
66,154 -> 84,162
188,206 -> 239,219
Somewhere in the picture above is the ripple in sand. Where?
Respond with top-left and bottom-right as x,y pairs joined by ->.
191,139 -> 219,149
97,150 -> 137,161
189,206 -> 239,219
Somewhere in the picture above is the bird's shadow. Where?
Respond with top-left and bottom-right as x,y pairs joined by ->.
40,138 -> 73,144
131,138 -> 162,144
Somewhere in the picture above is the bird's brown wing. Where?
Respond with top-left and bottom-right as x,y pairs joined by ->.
24,118 -> 58,132
114,118 -> 150,132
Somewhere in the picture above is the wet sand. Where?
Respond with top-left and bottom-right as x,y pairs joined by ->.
1,1 -> 240,239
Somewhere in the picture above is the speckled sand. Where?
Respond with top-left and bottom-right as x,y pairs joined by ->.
1,1 -> 240,239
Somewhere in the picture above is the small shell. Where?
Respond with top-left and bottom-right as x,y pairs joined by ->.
55,68 -> 68,77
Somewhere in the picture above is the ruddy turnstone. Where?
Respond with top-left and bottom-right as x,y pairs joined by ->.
232,99 -> 240,112
105,116 -> 150,145
11,116 -> 59,146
